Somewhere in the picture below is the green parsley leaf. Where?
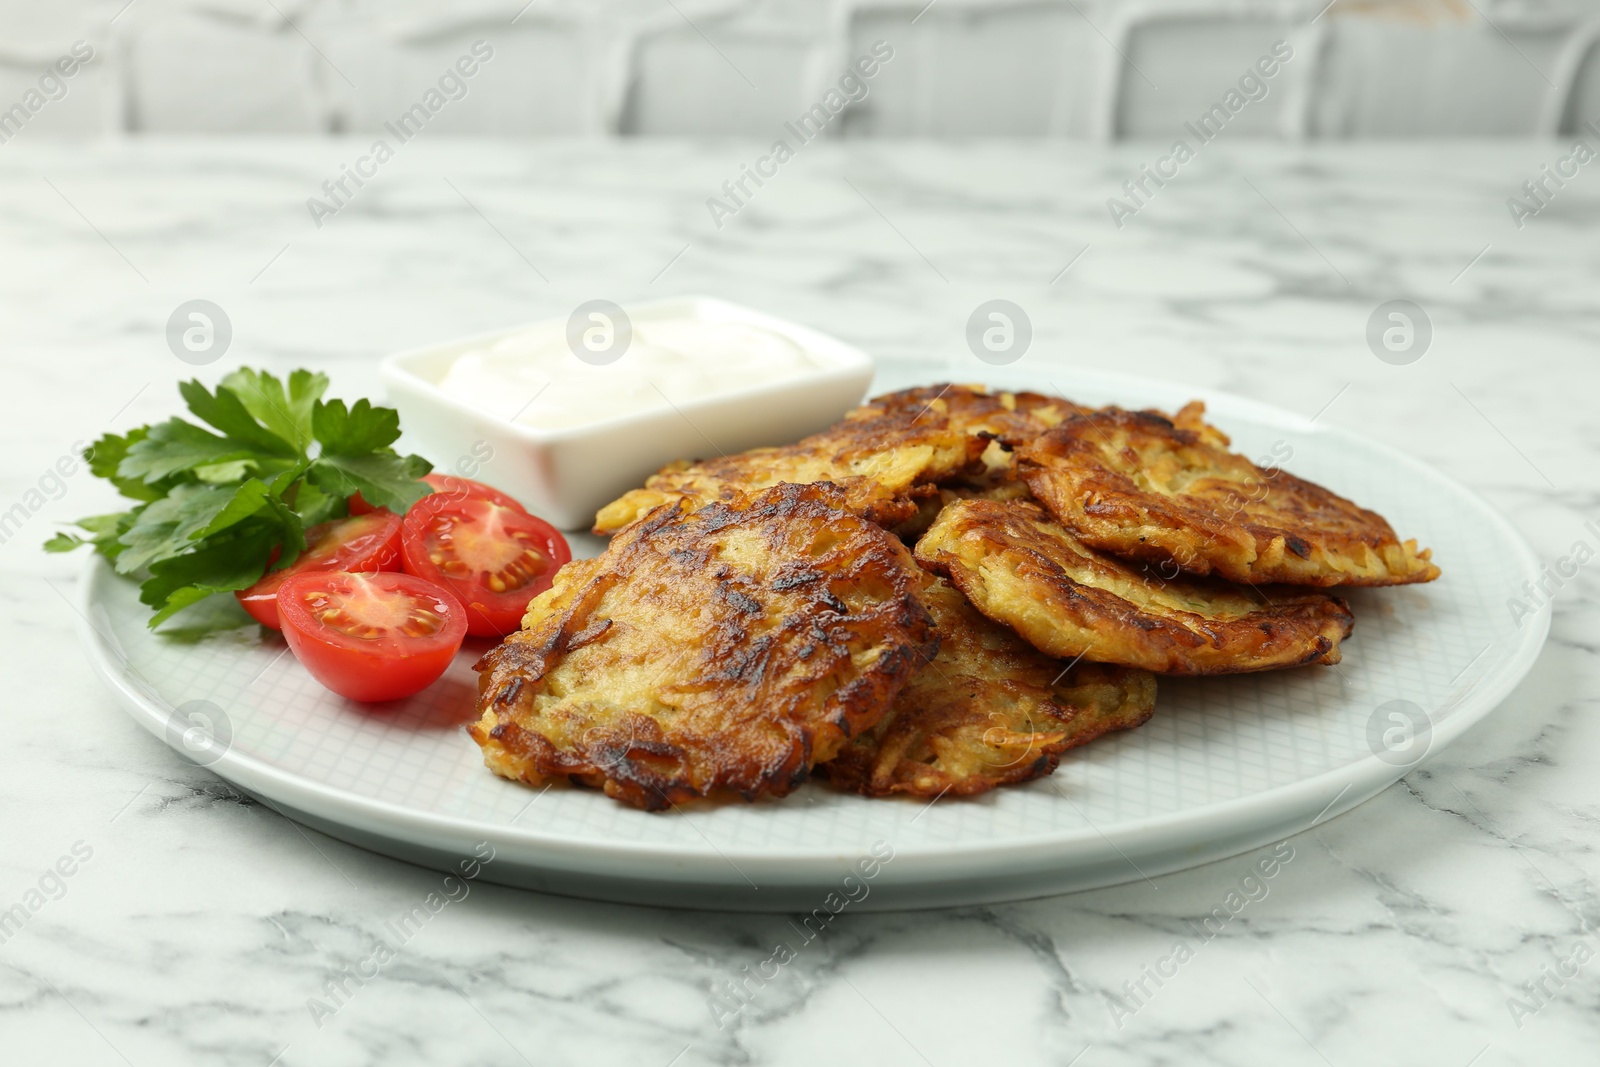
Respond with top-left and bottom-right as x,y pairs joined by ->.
179,379 -> 298,457
115,483 -> 250,574
220,367 -> 327,453
312,397 -> 403,453
48,511 -> 139,563
193,478 -> 277,540
283,477 -> 342,529
307,452 -> 432,516
141,519 -> 284,626
309,398 -> 431,513
85,430 -> 164,502
119,419 -> 256,486
191,459 -> 256,484
47,511 -> 139,559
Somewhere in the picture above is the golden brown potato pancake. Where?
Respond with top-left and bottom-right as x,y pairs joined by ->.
592,390 -> 984,535
880,383 -> 1094,446
914,499 -> 1354,675
821,578 -> 1156,797
1018,405 -> 1440,587
591,384 -> 1089,536
470,483 -> 940,810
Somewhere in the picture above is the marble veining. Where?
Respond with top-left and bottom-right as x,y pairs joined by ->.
2,139 -> 1597,1066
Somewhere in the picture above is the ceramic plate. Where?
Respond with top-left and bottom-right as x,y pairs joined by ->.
76,366 -> 1550,911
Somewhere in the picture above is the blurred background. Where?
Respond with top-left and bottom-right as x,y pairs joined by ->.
3,0 -> 1598,139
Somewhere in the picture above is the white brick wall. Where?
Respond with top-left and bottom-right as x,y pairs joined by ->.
0,0 -> 1596,138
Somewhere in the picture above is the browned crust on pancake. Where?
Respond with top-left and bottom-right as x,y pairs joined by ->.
821,578 -> 1156,797
914,499 -> 1355,675
470,483 -> 940,810
592,390 -> 986,535
1017,404 -> 1440,587
878,383 -> 1095,446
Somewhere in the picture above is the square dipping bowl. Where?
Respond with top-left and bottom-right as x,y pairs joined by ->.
380,297 -> 876,530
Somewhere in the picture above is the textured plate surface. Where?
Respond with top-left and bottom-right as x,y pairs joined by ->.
77,366 -> 1550,911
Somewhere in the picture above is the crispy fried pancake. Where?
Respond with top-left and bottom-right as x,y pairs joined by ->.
1018,404 -> 1440,587
915,500 -> 1354,675
822,578 -> 1156,797
882,383 -> 1094,446
592,390 -> 986,535
591,384 -> 1089,536
470,483 -> 940,810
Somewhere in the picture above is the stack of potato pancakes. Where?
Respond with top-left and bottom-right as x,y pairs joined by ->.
468,385 -> 1440,811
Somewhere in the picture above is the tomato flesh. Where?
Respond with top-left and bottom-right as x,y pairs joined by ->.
236,511 -> 403,629
400,495 -> 571,637
349,474 -> 526,516
277,571 -> 466,702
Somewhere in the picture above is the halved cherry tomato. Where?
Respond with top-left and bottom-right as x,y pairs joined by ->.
277,571 -> 466,702
235,511 -> 403,629
349,474 -> 526,516
399,494 -> 570,637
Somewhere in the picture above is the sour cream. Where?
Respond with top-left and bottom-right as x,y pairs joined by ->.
435,312 -> 822,430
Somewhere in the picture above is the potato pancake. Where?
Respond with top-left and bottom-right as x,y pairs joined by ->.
592,390 -> 985,535
1018,405 -> 1440,587
822,578 -> 1156,797
591,384 -> 1089,536
915,499 -> 1354,675
470,483 -> 940,810
880,383 -> 1093,445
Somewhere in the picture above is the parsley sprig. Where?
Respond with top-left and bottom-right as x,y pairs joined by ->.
47,368 -> 432,627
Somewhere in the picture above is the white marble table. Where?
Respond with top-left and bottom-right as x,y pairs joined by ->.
3,139 -> 1596,1066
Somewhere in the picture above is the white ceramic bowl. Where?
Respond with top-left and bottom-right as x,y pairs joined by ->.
380,296 -> 876,529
